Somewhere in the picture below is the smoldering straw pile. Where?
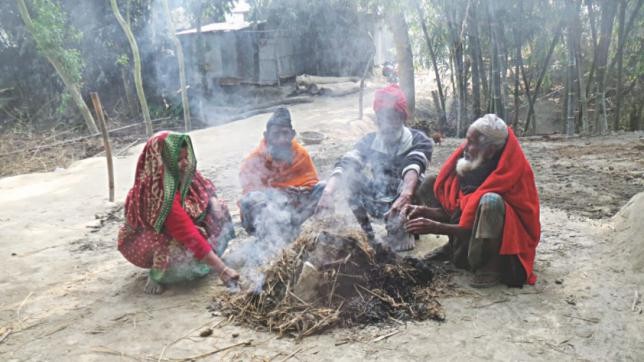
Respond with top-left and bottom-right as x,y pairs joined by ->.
212,223 -> 447,339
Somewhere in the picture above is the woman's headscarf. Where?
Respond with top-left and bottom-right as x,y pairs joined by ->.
123,131 -> 215,232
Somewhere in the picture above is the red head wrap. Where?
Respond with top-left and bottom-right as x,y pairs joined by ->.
373,84 -> 409,120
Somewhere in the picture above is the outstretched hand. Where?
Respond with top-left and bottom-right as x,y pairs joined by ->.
405,217 -> 442,235
384,192 -> 412,221
401,204 -> 430,220
315,190 -> 335,215
219,266 -> 240,287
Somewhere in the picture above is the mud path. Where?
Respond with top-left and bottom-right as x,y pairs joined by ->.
1,90 -> 643,361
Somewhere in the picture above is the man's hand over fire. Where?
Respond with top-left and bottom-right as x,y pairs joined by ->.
385,192 -> 412,220
315,190 -> 335,215
219,266 -> 240,288
405,217 -> 442,235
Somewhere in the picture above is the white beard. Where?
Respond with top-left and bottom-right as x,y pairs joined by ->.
456,153 -> 485,176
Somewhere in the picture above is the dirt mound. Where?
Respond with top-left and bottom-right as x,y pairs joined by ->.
612,191 -> 644,271
212,228 -> 445,339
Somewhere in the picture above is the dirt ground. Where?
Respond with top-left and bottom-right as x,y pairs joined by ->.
1,88 -> 643,361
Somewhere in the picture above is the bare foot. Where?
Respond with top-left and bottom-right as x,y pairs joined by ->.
144,276 -> 164,294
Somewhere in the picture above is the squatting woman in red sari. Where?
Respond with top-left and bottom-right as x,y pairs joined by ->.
117,131 -> 239,294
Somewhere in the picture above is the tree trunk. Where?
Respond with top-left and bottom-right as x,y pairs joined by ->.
593,0 -> 618,134
446,5 -> 467,136
387,11 -> 415,117
467,1 -> 483,120
359,55 -> 374,120
613,0 -> 626,131
629,101 -> 643,131
469,33 -> 481,119
196,3 -> 208,124
565,22 -> 576,136
571,1 -> 589,134
486,0 -> 504,119
415,0 -> 446,128
490,1 -> 509,118
469,4 -> 485,118
513,43 -> 520,129
121,66 -> 137,117
523,23 -> 562,135
607,0 -> 642,77
162,0 -> 191,132
16,0 -> 99,134
585,0 -> 599,105
196,3 -> 208,96
111,0 -> 153,137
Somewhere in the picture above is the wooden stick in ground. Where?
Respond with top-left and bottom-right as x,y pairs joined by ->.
90,92 -> 115,202
169,340 -> 253,361
279,347 -> 303,362
370,330 -> 401,343
633,291 -> 639,312
358,54 -> 374,120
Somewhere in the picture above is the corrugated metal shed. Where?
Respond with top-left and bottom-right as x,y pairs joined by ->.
178,22 -> 304,86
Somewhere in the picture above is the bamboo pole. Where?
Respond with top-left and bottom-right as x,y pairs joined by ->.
90,93 -> 115,202
111,0 -> 153,137
358,54 -> 373,120
162,0 -> 191,132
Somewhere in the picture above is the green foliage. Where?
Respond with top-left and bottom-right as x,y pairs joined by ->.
28,0 -> 85,85
55,89 -> 71,115
185,0 -> 235,24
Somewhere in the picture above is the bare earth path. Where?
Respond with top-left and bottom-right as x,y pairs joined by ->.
1,90 -> 643,361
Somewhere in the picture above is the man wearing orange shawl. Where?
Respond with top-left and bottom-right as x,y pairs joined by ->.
239,107 -> 323,238
404,114 -> 540,288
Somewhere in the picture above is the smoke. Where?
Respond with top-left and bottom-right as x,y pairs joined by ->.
223,190 -> 300,291
135,0 -> 378,128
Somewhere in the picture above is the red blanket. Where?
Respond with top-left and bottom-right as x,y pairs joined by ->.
434,128 -> 541,284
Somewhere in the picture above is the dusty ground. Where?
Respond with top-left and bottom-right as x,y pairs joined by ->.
1,89 -> 643,361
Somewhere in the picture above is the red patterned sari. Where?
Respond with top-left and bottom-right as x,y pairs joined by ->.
117,131 -> 234,283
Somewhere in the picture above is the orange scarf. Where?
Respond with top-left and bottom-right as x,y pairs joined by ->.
239,139 -> 319,195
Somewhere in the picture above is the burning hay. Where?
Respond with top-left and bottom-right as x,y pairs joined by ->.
213,227 -> 445,339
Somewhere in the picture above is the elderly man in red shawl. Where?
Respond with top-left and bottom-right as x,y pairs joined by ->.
117,132 -> 239,294
404,114 -> 540,288
318,84 -> 433,251
239,107 -> 324,241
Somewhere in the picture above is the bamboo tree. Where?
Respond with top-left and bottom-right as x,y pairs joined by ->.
570,1 -> 589,134
485,0 -> 504,119
415,0 -> 446,128
467,1 -> 481,119
490,0 -> 509,116
16,0 -> 98,134
162,0 -> 191,132
585,0 -> 599,106
593,0 -> 618,134
387,10 -> 415,117
111,0 -> 153,137
445,1 -> 468,136
193,1 -> 208,124
522,23 -> 562,135
565,9 -> 577,136
613,0 -> 626,131
512,29 -> 521,128
469,2 -> 486,117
